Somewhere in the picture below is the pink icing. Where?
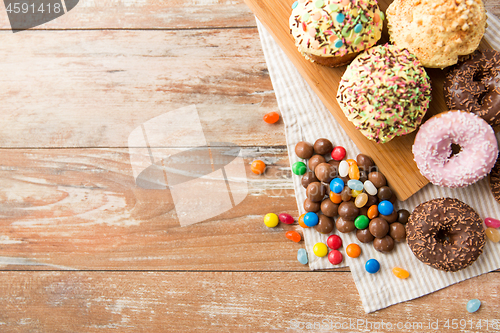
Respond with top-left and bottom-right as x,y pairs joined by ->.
412,111 -> 498,188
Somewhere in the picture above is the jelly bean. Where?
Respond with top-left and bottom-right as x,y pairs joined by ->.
331,146 -> 346,161
485,217 -> 500,228
485,228 -> 500,242
263,111 -> 280,124
251,160 -> 266,175
467,299 -> 481,313
297,248 -> 308,264
313,242 -> 328,257
330,192 -> 342,204
328,250 -> 343,265
392,267 -> 410,279
330,178 -> 345,194
286,230 -> 302,242
351,189 -> 362,198
355,215 -> 369,229
339,160 -> 349,177
304,212 -> 319,227
292,161 -> 307,175
298,213 -> 308,228
347,179 -> 364,191
355,193 -> 368,208
363,180 -> 378,196
346,159 -> 357,167
346,243 -> 361,258
264,213 -> 279,227
279,213 -> 294,225
378,200 -> 394,216
327,234 -> 342,250
348,164 -> 360,180
367,205 -> 379,219
292,1 -> 298,9
365,259 -> 380,274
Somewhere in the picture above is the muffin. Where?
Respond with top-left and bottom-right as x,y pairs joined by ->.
336,44 -> 432,143
386,0 -> 486,68
289,0 -> 384,67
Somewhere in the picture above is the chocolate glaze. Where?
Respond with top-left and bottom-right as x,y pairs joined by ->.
407,198 -> 485,272
444,49 -> 500,127
489,155 -> 500,204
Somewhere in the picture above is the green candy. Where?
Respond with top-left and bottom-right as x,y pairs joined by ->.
354,215 -> 370,229
292,161 -> 307,175
315,0 -> 324,8
353,36 -> 363,45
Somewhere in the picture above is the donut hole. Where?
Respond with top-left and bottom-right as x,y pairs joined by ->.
436,228 -> 451,243
448,143 -> 462,158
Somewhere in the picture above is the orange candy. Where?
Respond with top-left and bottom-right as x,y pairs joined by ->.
346,159 -> 357,167
330,192 -> 342,204
346,243 -> 361,258
367,205 -> 379,219
251,160 -> 266,175
298,213 -> 308,228
263,112 -> 280,124
285,230 -> 302,242
348,164 -> 360,180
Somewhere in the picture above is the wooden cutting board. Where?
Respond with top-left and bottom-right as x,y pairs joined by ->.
244,0 -> 493,201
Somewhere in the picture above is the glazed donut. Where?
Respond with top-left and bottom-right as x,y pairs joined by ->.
407,198 -> 485,272
413,111 -> 498,188
444,50 -> 500,127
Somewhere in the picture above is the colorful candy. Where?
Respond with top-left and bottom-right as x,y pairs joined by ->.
354,193 -> 368,208
348,164 -> 360,180
292,161 -> 307,175
347,179 -> 364,191
485,228 -> 500,242
346,243 -> 361,258
346,159 -> 357,167
355,215 -> 369,229
286,230 -> 302,242
363,180 -> 378,195
330,178 -> 345,194
251,160 -> 266,175
297,248 -> 308,264
378,200 -> 394,216
313,242 -> 328,257
303,212 -> 319,227
331,146 -> 346,161
367,205 -> 379,219
339,160 -> 349,177
328,250 -> 343,265
298,213 -> 308,228
351,189 -> 362,198
264,213 -> 279,227
365,259 -> 380,274
330,192 -> 342,204
279,213 -> 294,225
327,234 -> 342,250
485,217 -> 500,228
263,111 -> 280,124
392,267 -> 410,279
466,299 -> 481,313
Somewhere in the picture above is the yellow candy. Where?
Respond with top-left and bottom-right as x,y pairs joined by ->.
392,267 -> 410,279
485,228 -> 500,243
354,193 -> 368,208
351,189 -> 362,198
313,242 -> 328,257
264,213 -> 279,228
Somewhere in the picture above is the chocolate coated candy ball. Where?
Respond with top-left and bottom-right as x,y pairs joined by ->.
306,182 -> 326,202
321,198 -> 339,217
313,138 -> 333,155
315,215 -> 334,234
301,172 -> 318,189
380,210 -> 398,223
340,186 -> 352,202
338,201 -> 359,221
389,194 -> 397,204
304,198 -> 320,212
356,154 -> 374,171
368,171 -> 387,188
359,170 -> 368,183
377,186 -> 393,201
366,194 -> 378,207
373,235 -> 395,253
390,222 -> 406,242
359,206 -> 368,217
336,217 -> 356,233
356,228 -> 374,243
308,155 -> 326,172
397,209 -> 410,224
369,217 -> 389,238
315,163 -> 335,183
295,141 -> 314,159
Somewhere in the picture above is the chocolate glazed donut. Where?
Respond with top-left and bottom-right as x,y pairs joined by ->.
407,198 -> 485,272
444,50 -> 500,127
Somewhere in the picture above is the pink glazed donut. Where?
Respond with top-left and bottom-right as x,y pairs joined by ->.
413,111 -> 498,188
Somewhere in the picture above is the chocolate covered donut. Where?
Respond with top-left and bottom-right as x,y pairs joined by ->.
444,50 -> 500,127
407,198 -> 485,272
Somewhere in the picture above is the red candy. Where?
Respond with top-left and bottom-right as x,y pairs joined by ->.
279,213 -> 294,224
263,112 -> 280,124
327,234 -> 342,250
331,146 -> 346,161
485,217 -> 500,228
328,250 -> 343,265
285,230 -> 302,242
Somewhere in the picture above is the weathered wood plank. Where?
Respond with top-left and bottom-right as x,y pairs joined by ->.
0,271 -> 498,332
0,29 -> 282,148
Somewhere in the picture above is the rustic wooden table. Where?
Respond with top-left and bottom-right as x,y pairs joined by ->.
1,1 -> 499,332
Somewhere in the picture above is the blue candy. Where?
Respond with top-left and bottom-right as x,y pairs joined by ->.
466,299 -> 481,313
336,13 -> 345,23
347,179 -> 364,191
330,178 -> 344,194
334,39 -> 343,48
304,212 -> 319,227
365,259 -> 380,274
354,23 -> 363,33
292,1 -> 298,9
297,248 -> 308,264
378,200 -> 394,216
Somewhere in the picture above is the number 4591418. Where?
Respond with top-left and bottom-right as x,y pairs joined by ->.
6,2 -> 62,14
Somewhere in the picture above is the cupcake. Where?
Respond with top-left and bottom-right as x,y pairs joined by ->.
289,0 -> 384,67
386,0 -> 486,68
336,44 -> 432,143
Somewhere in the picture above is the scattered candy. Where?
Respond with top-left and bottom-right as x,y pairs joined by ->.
392,267 -> 410,279
378,200 -> 394,216
485,228 -> 500,242
367,205 -> 379,219
351,189 -> 363,198
292,161 -> 307,175
365,259 -> 380,274
363,180 -> 378,196
347,179 -> 364,191
286,230 -> 302,242
330,178 -> 345,194
327,234 -> 342,250
348,164 -> 360,180
346,243 -> 361,258
279,213 -> 294,225
263,111 -> 280,124
485,217 -> 500,228
339,160 -> 349,177
355,215 -> 370,229
303,212 -> 319,227
331,146 -> 346,161
466,299 -> 481,313
330,191 -> 342,204
346,159 -> 357,166
298,213 -> 308,228
328,250 -> 343,265
354,193 -> 368,208
313,242 -> 328,257
251,160 -> 266,175
297,248 -> 308,264
264,213 -> 279,228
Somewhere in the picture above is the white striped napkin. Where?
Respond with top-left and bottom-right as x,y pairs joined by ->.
257,12 -> 500,313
